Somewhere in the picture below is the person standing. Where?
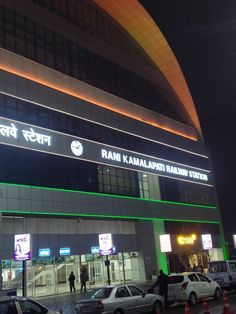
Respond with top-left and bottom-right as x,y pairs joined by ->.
192,264 -> 197,272
179,263 -> 185,273
186,263 -> 192,272
80,267 -> 88,293
149,269 -> 169,308
68,271 -> 76,292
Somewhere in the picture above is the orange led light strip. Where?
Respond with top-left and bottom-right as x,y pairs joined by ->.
0,63 -> 197,141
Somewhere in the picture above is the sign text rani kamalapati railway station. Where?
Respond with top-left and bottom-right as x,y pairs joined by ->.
0,116 -> 211,185
100,149 -> 208,182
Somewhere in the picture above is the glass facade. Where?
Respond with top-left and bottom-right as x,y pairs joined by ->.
0,4 -> 186,123
0,143 -> 216,205
2,251 -> 145,297
160,177 -> 216,206
0,92 -> 215,205
32,0 -> 150,63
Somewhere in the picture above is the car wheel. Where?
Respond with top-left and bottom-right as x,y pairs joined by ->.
188,292 -> 197,306
214,287 -> 222,299
152,300 -> 162,313
113,309 -> 124,314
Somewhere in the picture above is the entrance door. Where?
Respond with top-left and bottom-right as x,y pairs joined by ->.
111,260 -> 120,283
46,265 -> 56,295
94,261 -> 105,285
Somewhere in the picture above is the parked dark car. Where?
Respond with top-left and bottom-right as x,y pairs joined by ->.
0,296 -> 59,314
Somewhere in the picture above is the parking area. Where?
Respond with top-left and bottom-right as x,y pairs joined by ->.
38,289 -> 236,314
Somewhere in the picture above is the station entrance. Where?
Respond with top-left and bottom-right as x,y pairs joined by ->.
2,251 -> 145,297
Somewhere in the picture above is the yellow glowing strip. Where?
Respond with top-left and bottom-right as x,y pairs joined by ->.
177,234 -> 197,245
0,61 -> 197,141
1,91 -> 206,158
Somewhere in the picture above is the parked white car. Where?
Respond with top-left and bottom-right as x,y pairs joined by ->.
75,284 -> 163,314
168,272 -> 221,305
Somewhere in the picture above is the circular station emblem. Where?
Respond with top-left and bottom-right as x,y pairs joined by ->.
70,140 -> 83,156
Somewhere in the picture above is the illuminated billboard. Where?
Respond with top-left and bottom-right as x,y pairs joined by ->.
201,234 -> 213,250
14,234 -> 31,261
159,234 -> 172,252
99,233 -> 113,256
233,235 -> 236,248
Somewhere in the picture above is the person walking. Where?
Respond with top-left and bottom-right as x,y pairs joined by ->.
68,271 -> 76,292
80,266 -> 88,293
149,269 -> 169,308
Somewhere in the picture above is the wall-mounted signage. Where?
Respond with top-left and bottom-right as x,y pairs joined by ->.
100,149 -> 208,183
177,234 -> 196,245
38,248 -> 51,257
0,121 -> 51,146
91,245 -> 116,255
59,247 -> 70,256
14,234 -> 31,261
201,234 -> 213,250
159,234 -> 172,252
99,233 -> 113,256
0,116 -> 211,185
91,246 -> 100,254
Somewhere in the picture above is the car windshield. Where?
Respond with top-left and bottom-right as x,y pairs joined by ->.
86,287 -> 113,299
208,262 -> 227,273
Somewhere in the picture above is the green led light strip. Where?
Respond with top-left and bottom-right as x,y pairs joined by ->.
0,209 -> 219,224
0,182 -> 217,209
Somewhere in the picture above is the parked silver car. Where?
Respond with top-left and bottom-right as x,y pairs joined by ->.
0,296 -> 60,314
74,284 -> 163,314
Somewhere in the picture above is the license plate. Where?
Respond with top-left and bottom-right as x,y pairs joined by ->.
80,305 -> 95,313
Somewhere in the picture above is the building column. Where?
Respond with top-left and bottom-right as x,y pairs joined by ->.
219,222 -> 229,260
153,220 -> 169,274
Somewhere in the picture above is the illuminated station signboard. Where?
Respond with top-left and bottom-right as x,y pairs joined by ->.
0,117 -> 211,186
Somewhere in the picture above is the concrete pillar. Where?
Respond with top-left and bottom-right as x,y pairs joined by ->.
153,220 -> 169,274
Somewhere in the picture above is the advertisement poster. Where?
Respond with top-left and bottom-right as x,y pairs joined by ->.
14,234 -> 31,261
160,234 -> 172,252
99,233 -> 113,256
201,234 -> 213,250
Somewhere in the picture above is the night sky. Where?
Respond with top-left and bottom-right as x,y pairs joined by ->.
140,1 -> 236,244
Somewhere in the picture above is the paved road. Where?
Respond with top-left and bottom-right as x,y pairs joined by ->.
39,291 -> 236,314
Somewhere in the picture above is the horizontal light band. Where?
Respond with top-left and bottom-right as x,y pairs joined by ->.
0,58 -> 197,141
